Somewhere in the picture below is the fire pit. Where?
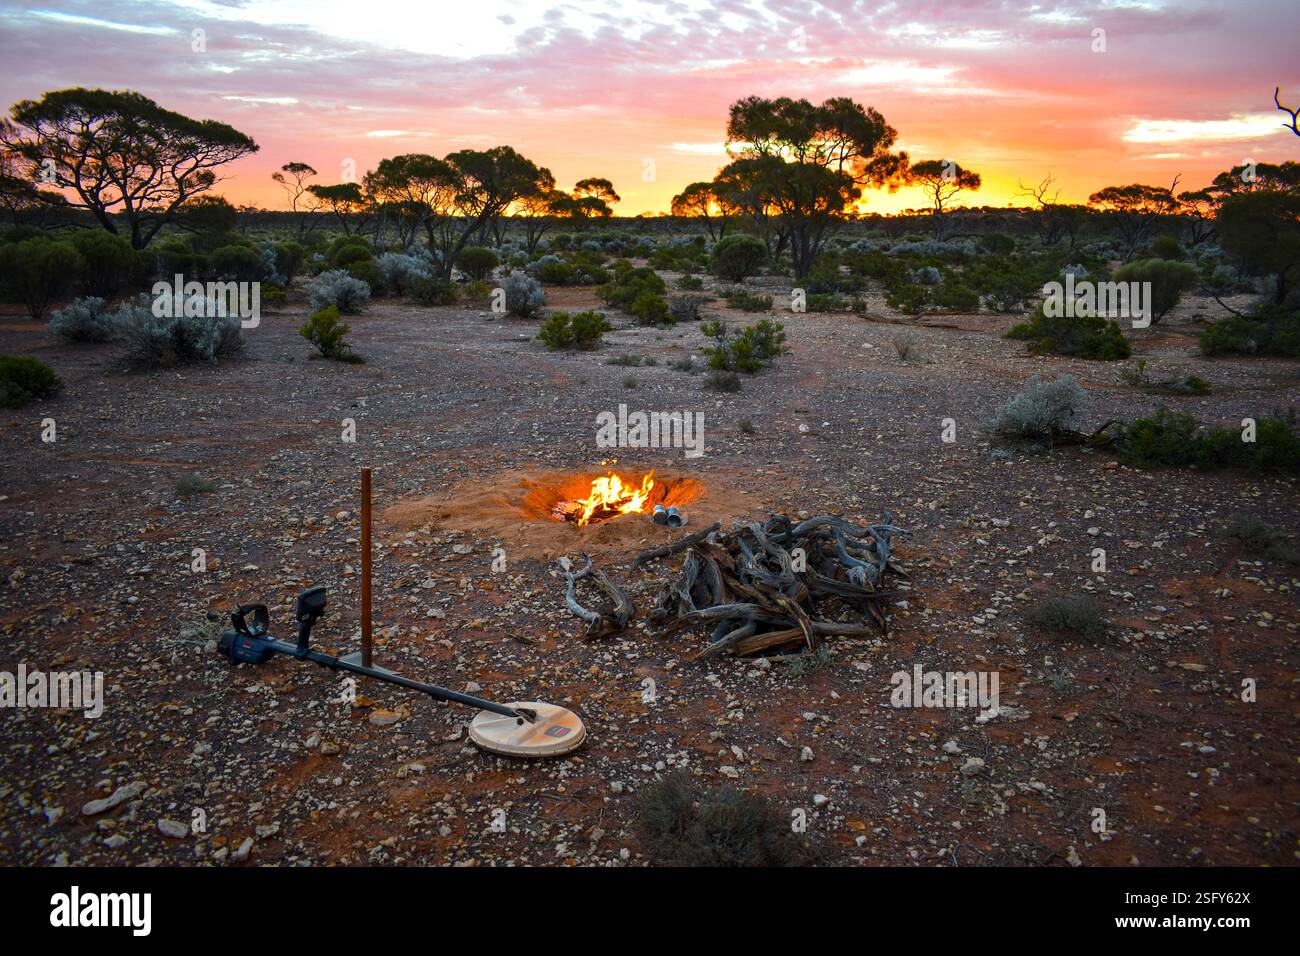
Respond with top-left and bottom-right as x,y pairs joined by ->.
551,470 -> 656,525
383,467 -> 746,560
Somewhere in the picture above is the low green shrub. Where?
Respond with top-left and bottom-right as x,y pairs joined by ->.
1113,258 -> 1200,324
1148,234 -> 1183,260
273,241 -> 309,287
346,259 -> 385,296
1199,304 -> 1300,359
537,310 -> 611,350
701,318 -> 786,374
804,292 -> 851,312
409,275 -> 458,306
978,233 -> 1016,256
598,265 -> 666,309
457,246 -> 499,281
0,355 -> 61,408
299,304 -> 361,362
327,236 -> 372,267
1006,304 -> 1131,360
930,283 -> 980,312
210,243 -> 265,282
1119,359 -> 1212,395
723,289 -> 773,312
1115,408 -> 1300,474
0,237 -> 82,320
1222,515 -> 1300,564
175,475 -> 218,497
630,291 -> 673,327
711,234 -> 767,282
884,283 -> 927,315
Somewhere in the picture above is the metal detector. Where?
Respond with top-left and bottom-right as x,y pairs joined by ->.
213,586 -> 585,758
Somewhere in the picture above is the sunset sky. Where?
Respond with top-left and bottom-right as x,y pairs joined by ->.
1,0 -> 1296,216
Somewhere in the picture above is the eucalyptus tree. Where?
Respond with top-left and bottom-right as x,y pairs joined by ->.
715,95 -> 906,277
904,159 -> 982,237
0,87 -> 257,248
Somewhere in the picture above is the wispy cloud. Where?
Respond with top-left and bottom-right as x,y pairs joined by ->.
1122,114 -> 1284,143
0,0 -> 1295,213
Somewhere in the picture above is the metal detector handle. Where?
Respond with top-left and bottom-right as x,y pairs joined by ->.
295,587 -> 328,656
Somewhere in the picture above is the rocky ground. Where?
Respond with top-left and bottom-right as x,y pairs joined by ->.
0,277 -> 1297,867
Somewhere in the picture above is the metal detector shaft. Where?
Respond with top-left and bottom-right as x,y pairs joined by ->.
262,639 -> 532,721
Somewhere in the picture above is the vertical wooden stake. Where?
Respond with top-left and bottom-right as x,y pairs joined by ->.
360,467 -> 373,668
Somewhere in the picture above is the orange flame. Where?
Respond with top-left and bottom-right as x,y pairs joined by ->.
573,471 -> 655,525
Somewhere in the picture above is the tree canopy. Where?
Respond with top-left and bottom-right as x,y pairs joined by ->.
713,95 -> 902,277
0,87 -> 257,248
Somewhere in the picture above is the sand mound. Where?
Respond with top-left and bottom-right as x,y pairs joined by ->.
382,467 -> 759,561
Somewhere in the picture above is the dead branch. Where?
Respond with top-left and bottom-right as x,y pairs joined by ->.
631,521 -> 721,570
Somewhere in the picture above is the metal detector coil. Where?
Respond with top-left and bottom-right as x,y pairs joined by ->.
469,701 -> 586,758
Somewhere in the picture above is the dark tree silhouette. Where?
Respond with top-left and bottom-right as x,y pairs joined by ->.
0,88 -> 257,248
717,95 -> 903,277
671,181 -> 728,240
1276,87 -> 1300,137
271,161 -> 321,239
905,159 -> 982,236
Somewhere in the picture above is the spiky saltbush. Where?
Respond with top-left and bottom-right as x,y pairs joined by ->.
991,374 -> 1085,442
1026,594 -> 1108,639
669,294 -> 708,322
307,269 -> 371,314
845,238 -> 891,254
886,238 -> 976,259
259,244 -> 287,286
914,265 -> 942,286
634,771 -> 815,866
49,296 -> 117,343
1081,240 -> 1120,261
503,272 -> 545,318
525,254 -> 563,278
113,294 -> 245,369
375,252 -> 432,295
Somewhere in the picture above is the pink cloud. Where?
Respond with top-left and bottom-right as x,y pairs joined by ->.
1,0 -> 1295,214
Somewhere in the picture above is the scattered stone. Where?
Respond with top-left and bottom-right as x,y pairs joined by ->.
81,781 -> 145,817
157,819 -> 188,839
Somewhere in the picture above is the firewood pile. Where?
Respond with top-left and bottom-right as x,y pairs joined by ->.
644,514 -> 909,659
557,513 -> 909,658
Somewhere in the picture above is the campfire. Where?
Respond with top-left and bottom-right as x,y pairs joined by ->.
554,470 -> 656,525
